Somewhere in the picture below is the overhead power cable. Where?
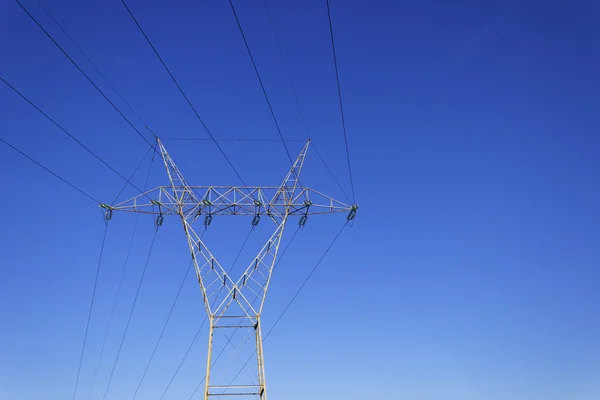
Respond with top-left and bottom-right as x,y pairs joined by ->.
0,76 -> 147,198
0,137 -> 100,204
16,0 -> 156,150
34,0 -> 150,129
131,258 -> 194,399
227,0 -> 293,166
263,0 -> 352,204
131,226 -> 220,399
263,0 -> 308,133
326,0 -> 356,203
311,144 -> 352,203
86,148 -> 156,400
71,223 -> 109,400
120,0 -> 252,190
111,141 -> 156,205
101,229 -> 160,400
216,222 -> 346,396
87,216 -> 139,400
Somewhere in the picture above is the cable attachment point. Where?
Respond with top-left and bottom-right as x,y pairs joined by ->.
298,200 -> 311,228
151,199 -> 164,229
152,201 -> 164,229
347,204 -> 359,221
100,204 -> 113,222
252,200 -> 263,227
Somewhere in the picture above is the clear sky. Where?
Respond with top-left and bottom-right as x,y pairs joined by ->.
1,0 -> 599,399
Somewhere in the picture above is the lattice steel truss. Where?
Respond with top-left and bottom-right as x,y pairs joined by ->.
103,138 -> 356,399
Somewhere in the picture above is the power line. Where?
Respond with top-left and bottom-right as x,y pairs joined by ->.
0,76 -> 147,198
131,259 -> 193,399
311,143 -> 352,203
263,0 -> 352,204
34,0 -> 150,129
218,222 -> 346,394
132,225 -> 253,398
0,137 -> 100,204
86,149 -> 156,400
16,0 -> 156,150
158,317 -> 205,400
120,0 -> 252,190
111,141 -> 156,205
86,214 -> 139,400
101,228 -> 159,400
326,0 -> 356,203
71,223 -> 109,400
227,0 -> 293,166
263,0 -> 308,133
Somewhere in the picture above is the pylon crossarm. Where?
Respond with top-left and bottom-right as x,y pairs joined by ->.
107,186 -> 352,217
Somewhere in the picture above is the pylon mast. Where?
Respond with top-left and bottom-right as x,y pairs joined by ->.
105,138 -> 357,399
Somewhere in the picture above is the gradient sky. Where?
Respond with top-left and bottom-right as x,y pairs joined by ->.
1,0 -> 599,399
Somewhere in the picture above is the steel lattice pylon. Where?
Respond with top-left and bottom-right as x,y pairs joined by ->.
103,138 -> 356,399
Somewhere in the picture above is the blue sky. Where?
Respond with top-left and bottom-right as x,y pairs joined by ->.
1,0 -> 600,399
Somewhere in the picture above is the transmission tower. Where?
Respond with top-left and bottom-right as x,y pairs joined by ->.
102,138 -> 357,399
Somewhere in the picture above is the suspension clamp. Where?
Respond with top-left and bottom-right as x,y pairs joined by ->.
347,204 -> 359,221
299,215 -> 308,227
99,204 -> 113,221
